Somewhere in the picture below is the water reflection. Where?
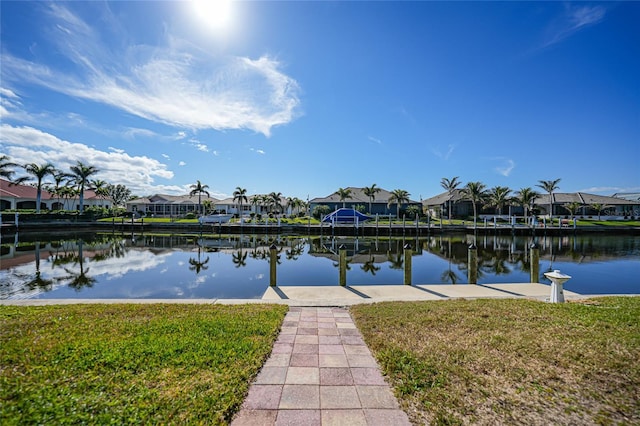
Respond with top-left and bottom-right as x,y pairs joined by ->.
1,232 -> 639,299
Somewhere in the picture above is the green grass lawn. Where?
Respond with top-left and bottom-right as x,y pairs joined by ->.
351,297 -> 640,425
0,304 -> 287,425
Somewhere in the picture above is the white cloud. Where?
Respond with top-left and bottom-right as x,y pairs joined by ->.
432,144 -> 455,160
495,159 -> 515,177
578,186 -> 640,195
1,124 -> 181,195
540,5 -> 606,49
178,161 -> 186,166
162,154 -> 170,159
0,87 -> 18,98
212,150 -> 220,156
0,4 -> 301,137
123,127 -> 158,140
368,136 -> 382,145
256,149 -> 265,155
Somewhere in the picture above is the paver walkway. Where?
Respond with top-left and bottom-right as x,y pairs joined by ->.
231,307 -> 411,425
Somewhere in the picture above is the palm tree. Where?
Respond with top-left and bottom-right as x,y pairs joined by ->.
564,202 -> 582,220
268,192 -> 283,215
202,199 -> 214,215
70,162 -> 98,213
233,187 -> 248,217
336,187 -> 352,208
50,171 -> 72,211
388,189 -> 410,218
590,203 -> 605,221
0,155 -> 21,180
250,194 -> 262,216
22,162 -> 56,213
537,178 -> 561,221
440,176 -> 461,224
189,180 -> 210,216
91,179 -> 109,210
461,181 -> 487,227
488,186 -> 512,216
363,184 -> 381,213
286,197 -> 304,217
515,187 -> 538,225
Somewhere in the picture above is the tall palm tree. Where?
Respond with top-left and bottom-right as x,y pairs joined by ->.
461,181 -> 487,227
50,171 -> 72,210
488,186 -> 512,216
515,187 -> 538,225
441,176 -> 461,224
286,197 -> 304,216
388,189 -> 410,218
0,155 -> 21,180
70,162 -> 98,213
363,184 -> 381,213
91,179 -> 109,209
23,162 -> 56,213
250,194 -> 261,215
189,180 -> 210,216
233,187 -> 248,217
336,187 -> 352,208
537,178 -> 561,221
268,192 -> 283,215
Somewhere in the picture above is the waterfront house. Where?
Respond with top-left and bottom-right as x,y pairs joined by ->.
0,178 -> 109,211
422,189 -> 639,220
309,187 -> 421,217
126,194 -> 214,217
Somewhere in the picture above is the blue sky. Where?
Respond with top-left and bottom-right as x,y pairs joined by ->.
1,1 -> 638,201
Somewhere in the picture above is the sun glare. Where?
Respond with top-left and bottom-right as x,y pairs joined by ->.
192,0 -> 233,32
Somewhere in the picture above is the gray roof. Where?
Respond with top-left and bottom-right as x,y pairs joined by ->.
422,190 -> 637,206
534,193 -> 637,206
422,189 -> 467,206
613,193 -> 640,202
311,187 -> 419,204
127,194 -> 218,205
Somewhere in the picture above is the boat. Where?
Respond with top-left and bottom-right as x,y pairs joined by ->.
198,214 -> 234,224
322,208 -> 372,224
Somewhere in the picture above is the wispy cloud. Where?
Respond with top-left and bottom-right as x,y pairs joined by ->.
1,124 -> 183,195
0,3 -> 301,137
250,147 -> 265,155
539,4 -> 606,50
368,136 -> 382,145
178,161 -> 186,166
123,127 -> 158,140
432,144 -> 455,161
578,186 -> 640,195
495,159 -> 515,177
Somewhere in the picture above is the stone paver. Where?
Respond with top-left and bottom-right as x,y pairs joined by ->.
231,307 -> 411,425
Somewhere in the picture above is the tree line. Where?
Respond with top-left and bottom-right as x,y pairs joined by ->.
0,155 -> 132,213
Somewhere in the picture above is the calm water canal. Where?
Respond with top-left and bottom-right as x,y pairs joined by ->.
1,232 -> 639,300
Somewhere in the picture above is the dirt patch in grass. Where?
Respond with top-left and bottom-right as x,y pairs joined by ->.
351,297 -> 640,425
